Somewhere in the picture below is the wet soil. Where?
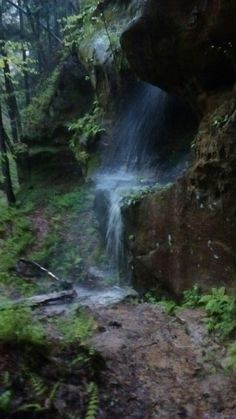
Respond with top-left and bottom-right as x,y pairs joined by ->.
89,303 -> 236,419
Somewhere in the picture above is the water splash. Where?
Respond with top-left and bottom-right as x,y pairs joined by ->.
106,191 -> 123,267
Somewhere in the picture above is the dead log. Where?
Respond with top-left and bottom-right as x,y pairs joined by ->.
0,290 -> 77,310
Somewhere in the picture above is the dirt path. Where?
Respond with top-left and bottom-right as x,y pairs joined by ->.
89,303 -> 236,419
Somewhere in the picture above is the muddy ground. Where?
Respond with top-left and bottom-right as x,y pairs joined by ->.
89,303 -> 236,419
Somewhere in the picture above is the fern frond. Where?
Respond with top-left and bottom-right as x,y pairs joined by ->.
85,382 -> 99,419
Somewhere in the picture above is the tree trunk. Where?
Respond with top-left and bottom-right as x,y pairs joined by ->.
18,0 -> 30,106
0,102 -> 16,205
53,0 -> 60,38
35,0 -> 44,73
23,0 -> 43,73
45,1 -> 52,53
0,1 -> 21,142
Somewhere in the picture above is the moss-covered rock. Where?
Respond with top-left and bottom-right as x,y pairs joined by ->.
23,55 -> 94,146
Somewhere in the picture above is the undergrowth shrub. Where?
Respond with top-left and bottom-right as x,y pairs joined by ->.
200,287 -> 236,337
144,285 -> 236,339
183,286 -> 236,338
0,206 -> 34,284
67,100 -> 104,171
62,1 -> 103,50
56,310 -> 97,345
23,66 -> 61,139
0,390 -> 12,412
183,285 -> 202,307
143,292 -> 177,315
226,343 -> 236,371
0,303 -> 45,346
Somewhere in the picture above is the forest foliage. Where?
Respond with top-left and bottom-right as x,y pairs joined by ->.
0,0 -> 87,204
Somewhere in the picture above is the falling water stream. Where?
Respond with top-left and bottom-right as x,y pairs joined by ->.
95,83 -> 169,278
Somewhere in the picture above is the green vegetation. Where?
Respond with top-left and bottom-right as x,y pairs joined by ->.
198,289 -> 236,372
143,286 -> 236,373
144,285 -> 236,339
0,303 -> 102,417
226,343 -> 236,371
183,286 -> 236,338
86,382 -> 99,419
68,100 -> 105,168
123,183 -> 173,207
63,0 -> 128,75
143,292 -> 177,315
0,390 -> 12,413
212,114 -> 229,129
182,284 -> 202,307
56,310 -> 97,344
23,66 -> 61,139
0,204 -> 34,286
0,304 -> 45,346
63,1 -> 104,51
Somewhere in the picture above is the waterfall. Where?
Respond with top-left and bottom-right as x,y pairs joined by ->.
107,83 -> 167,172
94,81 -> 197,279
95,83 -> 168,276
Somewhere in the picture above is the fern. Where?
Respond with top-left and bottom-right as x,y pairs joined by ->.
30,374 -> 46,397
0,305 -> 46,346
47,383 -> 60,405
67,100 -> 104,166
226,343 -> 236,371
143,292 -> 177,315
17,403 -> 45,413
183,285 -> 202,307
0,390 -> 12,412
199,287 -> 236,337
85,382 -> 99,419
57,311 -> 96,345
3,371 -> 10,387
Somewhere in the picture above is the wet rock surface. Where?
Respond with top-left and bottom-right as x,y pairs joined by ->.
90,303 -> 236,418
124,91 -> 236,297
121,0 -> 236,101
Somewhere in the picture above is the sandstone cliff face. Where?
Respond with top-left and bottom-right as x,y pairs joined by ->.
121,0 -> 236,103
121,0 -> 236,296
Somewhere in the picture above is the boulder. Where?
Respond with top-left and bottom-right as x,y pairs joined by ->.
124,178 -> 236,297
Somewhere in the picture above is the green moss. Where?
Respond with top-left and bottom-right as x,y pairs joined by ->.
123,183 -> 173,208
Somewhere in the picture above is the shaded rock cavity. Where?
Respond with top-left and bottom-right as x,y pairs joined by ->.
121,0 -> 236,104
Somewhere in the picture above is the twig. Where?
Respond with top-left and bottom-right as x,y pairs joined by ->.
18,258 -> 61,282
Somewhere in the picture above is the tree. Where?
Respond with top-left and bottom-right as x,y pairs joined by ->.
0,101 -> 16,204
18,0 -> 30,105
0,0 -> 22,144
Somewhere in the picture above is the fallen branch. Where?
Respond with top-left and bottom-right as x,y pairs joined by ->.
18,259 -> 61,282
